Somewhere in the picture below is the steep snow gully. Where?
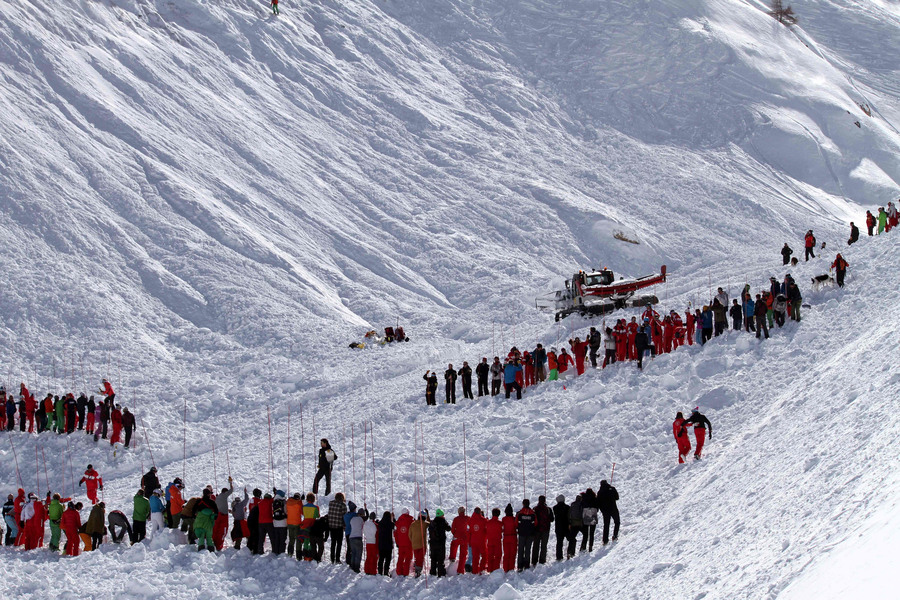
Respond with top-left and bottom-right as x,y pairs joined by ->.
1,0 -> 899,598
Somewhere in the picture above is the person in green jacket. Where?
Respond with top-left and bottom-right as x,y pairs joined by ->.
878,207 -> 888,234
133,490 -> 150,542
194,507 -> 217,552
47,493 -> 67,551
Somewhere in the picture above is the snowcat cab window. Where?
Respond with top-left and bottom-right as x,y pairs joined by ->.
584,270 -> 615,286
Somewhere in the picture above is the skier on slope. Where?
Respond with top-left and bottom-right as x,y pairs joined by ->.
313,438 -> 337,496
673,412 -> 692,464
79,464 -> 103,505
684,407 -> 712,460
423,371 -> 438,406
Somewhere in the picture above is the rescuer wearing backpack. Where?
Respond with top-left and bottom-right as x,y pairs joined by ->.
313,439 -> 337,496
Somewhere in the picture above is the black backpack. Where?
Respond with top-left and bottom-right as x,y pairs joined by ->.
272,498 -> 286,520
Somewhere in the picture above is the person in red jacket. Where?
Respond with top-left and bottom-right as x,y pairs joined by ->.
569,338 -> 589,376
641,306 -> 659,322
501,504 -> 517,572
626,317 -> 639,359
557,349 -> 574,378
25,391 -> 35,433
685,310 -> 695,346
79,465 -> 103,505
61,501 -> 83,556
449,507 -> 469,574
650,315 -> 664,353
866,210 -> 876,236
23,493 -> 46,550
612,320 -> 627,362
671,311 -> 685,350
485,508 -> 503,572
467,507 -> 488,574
673,412 -> 692,464
109,405 -> 123,445
14,488 -> 26,546
661,316 -> 674,354
522,351 -> 534,388
394,509 -> 414,576
99,378 -> 115,402
804,230 -> 816,261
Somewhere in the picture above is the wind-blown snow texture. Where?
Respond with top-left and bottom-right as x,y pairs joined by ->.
1,0 -> 899,598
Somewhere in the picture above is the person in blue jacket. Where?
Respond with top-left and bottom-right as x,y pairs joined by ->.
741,290 -> 755,333
503,359 -> 524,399
700,306 -> 714,344
148,489 -> 166,539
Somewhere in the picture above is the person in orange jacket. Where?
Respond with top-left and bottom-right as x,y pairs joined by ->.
673,412 -> 692,464
394,508 -> 414,576
569,338 -> 589,376
468,507 -> 488,574
546,349 -> 559,381
832,254 -> 849,288
79,465 -> 103,505
167,478 -> 185,529
285,492 -> 304,557
61,501 -> 83,556
449,507 -> 469,574
485,508 -> 503,572
501,504 -> 517,572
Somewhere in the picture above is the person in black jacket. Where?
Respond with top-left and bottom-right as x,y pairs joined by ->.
376,512 -> 395,576
423,371 -> 438,406
313,438 -> 337,496
532,495 -> 554,565
459,362 -> 473,400
444,364 -> 457,404
635,320 -> 653,370
475,358 -> 490,396
428,509 -> 451,576
754,294 -> 769,339
76,394 -> 87,430
684,408 -> 712,460
781,243 -> 793,265
588,328 -> 602,368
516,499 -> 537,571
596,480 -> 619,545
309,515 -> 329,562
847,222 -> 859,246
17,397 -> 26,432
122,408 -> 136,448
141,467 -> 160,494
552,495 -> 569,561
532,345 -> 547,383
729,300 -> 742,331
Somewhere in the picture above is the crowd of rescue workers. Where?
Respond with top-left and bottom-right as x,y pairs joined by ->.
0,207 -> 894,578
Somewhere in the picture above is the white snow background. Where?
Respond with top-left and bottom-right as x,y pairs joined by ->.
1,0 -> 899,598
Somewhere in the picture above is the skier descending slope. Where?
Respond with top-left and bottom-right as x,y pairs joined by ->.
684,408 -> 712,460
673,412 -> 692,464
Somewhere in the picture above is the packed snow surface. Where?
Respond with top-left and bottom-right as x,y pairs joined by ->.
1,0 -> 900,597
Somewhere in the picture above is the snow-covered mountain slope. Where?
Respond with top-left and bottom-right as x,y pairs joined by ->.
1,0 -> 899,597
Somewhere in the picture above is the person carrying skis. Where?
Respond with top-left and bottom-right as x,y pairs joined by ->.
597,480 -> 620,545
423,371 -> 438,406
444,364 -> 458,404
459,361 -> 474,399
848,222 -> 859,246
804,230 -> 816,260
781,243 -> 793,265
79,464 -> 103,505
673,412 -> 692,464
475,358 -> 490,396
684,407 -> 712,459
490,357 -> 503,395
313,438 -> 337,496
832,254 -> 849,287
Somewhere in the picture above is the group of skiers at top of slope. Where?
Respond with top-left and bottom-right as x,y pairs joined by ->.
2,438 -> 621,580
1,379 -> 137,448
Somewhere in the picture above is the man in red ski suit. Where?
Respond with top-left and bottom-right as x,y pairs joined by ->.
641,306 -> 659,322
673,412 -> 692,464
24,389 -> 35,433
626,317 -> 639,360
522,352 -> 535,387
23,494 -> 46,550
661,316 -> 674,353
650,316 -> 664,354
671,312 -> 685,349
613,320 -> 627,362
557,349 -> 574,378
468,508 -> 488,574
501,505 -> 517,572
449,508 -> 469,574
109,405 -> 123,445
61,502 -> 83,556
14,488 -> 26,546
485,508 -> 503,572
79,465 -> 103,505
394,510 -> 414,576
570,338 -> 589,376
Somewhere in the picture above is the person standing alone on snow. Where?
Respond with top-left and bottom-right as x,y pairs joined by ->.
781,243 -> 793,265
313,439 -> 337,496
271,0 -> 279,15
804,230 -> 816,261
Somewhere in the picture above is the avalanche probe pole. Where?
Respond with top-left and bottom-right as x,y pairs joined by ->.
226,449 -> 232,481
610,462 -> 616,484
287,403 -> 291,495
141,417 -> 156,469
300,403 -> 305,494
183,397 -> 187,482
544,444 -> 547,497
463,423 -> 468,511
212,439 -> 218,490
522,448 -> 526,499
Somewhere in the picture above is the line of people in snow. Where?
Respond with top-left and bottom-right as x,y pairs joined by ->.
1,379 -> 136,447
2,444 -> 621,579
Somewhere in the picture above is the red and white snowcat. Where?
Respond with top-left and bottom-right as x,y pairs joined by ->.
535,266 -> 667,321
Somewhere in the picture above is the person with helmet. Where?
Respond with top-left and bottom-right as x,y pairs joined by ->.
148,489 -> 166,539
79,465 -> 103,505
429,508 -> 451,576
